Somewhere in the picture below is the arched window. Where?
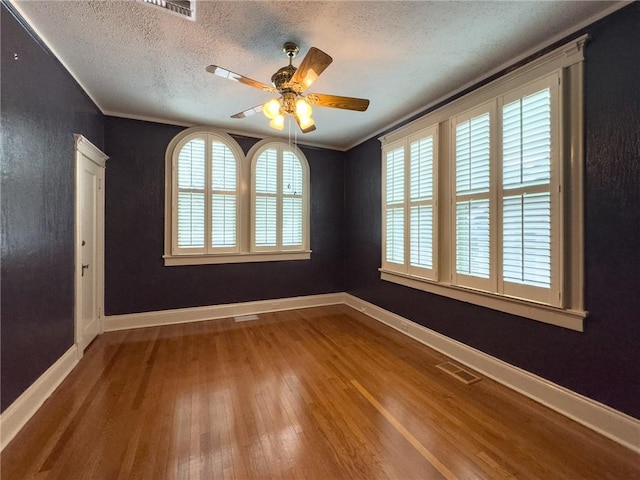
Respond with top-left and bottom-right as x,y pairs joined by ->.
165,127 -> 243,259
165,130 -> 311,265
249,140 -> 310,252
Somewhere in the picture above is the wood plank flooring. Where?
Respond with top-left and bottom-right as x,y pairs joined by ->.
1,305 -> 638,479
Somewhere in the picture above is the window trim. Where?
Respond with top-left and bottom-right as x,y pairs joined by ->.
379,35 -> 588,331
170,130 -> 242,256
164,128 -> 311,265
381,124 -> 439,281
247,139 -> 311,253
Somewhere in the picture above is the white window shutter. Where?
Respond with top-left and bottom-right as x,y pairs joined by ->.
456,114 -> 490,194
254,196 -> 277,246
384,146 -> 405,265
503,193 -> 551,287
177,138 -> 206,249
456,199 -> 490,278
454,111 -> 491,283
501,86 -> 554,295
409,134 -> 435,273
252,147 -> 306,250
254,149 -> 278,247
211,141 -> 237,248
282,151 -> 303,247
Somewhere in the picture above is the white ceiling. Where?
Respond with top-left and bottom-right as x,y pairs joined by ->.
11,0 -> 627,150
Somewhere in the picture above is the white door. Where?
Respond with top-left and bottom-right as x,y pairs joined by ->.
75,135 -> 107,354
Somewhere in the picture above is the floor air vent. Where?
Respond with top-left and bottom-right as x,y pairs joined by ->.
234,314 -> 259,323
436,361 -> 482,385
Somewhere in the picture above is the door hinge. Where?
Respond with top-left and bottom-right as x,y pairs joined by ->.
98,178 -> 102,190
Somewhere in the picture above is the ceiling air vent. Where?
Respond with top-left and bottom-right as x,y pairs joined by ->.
141,0 -> 194,20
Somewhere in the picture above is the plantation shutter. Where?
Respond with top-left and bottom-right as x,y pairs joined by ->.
211,141 -> 237,248
174,134 -> 240,255
501,84 -> 556,300
177,138 -> 206,250
454,111 -> 491,283
385,146 -> 405,265
282,151 -> 303,247
254,149 -> 278,247
409,134 -> 435,276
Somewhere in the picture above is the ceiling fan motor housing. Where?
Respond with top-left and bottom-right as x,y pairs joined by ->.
271,65 -> 297,91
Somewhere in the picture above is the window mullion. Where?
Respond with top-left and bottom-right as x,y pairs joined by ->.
277,146 -> 284,250
171,152 -> 179,255
404,141 -> 411,273
204,134 -> 213,254
492,101 -> 501,295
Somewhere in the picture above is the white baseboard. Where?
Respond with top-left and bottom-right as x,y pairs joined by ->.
344,294 -> 640,454
4,293 -> 637,456
103,293 -> 345,332
0,345 -> 79,451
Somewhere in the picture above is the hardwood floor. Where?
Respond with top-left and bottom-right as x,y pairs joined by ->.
2,305 -> 638,479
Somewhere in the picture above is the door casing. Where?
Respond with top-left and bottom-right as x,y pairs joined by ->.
74,134 -> 108,355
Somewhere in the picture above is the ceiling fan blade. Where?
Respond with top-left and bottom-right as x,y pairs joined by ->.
290,47 -> 333,92
294,114 -> 316,134
230,104 -> 264,119
306,93 -> 370,111
206,65 -> 276,93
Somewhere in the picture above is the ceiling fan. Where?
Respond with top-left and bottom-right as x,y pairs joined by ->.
206,42 -> 370,134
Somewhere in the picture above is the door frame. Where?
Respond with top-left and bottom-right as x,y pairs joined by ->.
74,134 -> 108,356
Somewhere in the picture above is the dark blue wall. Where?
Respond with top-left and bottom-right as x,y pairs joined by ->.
103,117 -> 345,315
1,3 -> 105,411
344,3 -> 640,419
2,0 -> 637,422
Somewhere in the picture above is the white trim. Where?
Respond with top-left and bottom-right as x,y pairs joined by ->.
74,134 -> 108,166
4,295 -> 636,455
343,294 -> 640,453
357,2 -> 629,150
103,293 -> 344,331
103,111 -> 339,152
378,38 -> 587,330
0,346 -> 79,451
74,134 -> 108,353
381,270 -> 585,331
9,0 -> 629,153
247,139 -> 311,253
165,127 -> 245,257
8,2 -> 103,111
380,36 -> 587,146
163,250 -> 311,265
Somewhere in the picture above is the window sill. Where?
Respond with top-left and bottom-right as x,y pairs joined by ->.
164,250 -> 311,266
379,269 -> 586,332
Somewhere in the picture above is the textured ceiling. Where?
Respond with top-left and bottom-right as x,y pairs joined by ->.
11,0 -> 627,150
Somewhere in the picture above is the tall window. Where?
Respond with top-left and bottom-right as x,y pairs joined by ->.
172,131 -> 240,255
382,125 -> 438,280
500,76 -> 559,304
379,35 -> 586,330
250,142 -> 309,252
452,75 -> 560,304
165,129 -> 311,265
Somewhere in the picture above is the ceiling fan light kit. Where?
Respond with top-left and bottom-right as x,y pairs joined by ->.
206,42 -> 370,134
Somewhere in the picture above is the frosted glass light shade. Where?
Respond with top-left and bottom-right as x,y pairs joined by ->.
298,116 -> 315,130
270,114 -> 285,130
263,99 -> 281,119
295,98 -> 312,118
